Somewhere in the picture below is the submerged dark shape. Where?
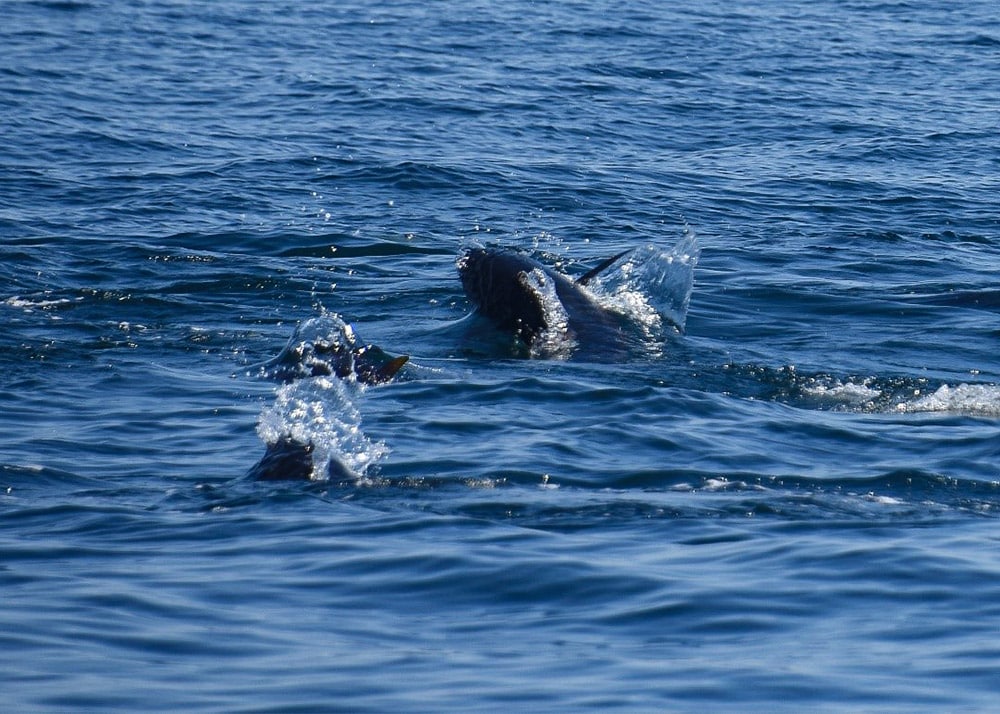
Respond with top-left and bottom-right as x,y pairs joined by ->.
246,436 -> 354,482
257,315 -> 408,386
456,247 -> 635,354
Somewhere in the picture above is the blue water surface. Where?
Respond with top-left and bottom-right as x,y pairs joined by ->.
3,0 -> 1000,711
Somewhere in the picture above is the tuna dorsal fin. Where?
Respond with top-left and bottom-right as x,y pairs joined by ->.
576,249 -> 632,286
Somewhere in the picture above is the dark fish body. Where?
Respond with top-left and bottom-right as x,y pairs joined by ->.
457,247 -> 633,354
246,436 -> 354,482
257,317 -> 408,386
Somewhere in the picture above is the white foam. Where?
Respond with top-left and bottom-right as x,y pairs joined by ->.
4,295 -> 78,311
896,383 -> 1000,417
866,493 -> 905,506
803,379 -> 883,406
702,477 -> 757,491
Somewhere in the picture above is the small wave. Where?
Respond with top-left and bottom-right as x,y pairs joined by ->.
28,0 -> 93,10
438,469 -> 1000,530
958,33 -> 1000,47
895,383 -> 1000,417
315,159 -> 510,193
277,239 -> 450,260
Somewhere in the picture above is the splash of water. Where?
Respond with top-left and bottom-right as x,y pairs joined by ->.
590,227 -> 701,335
253,311 -> 391,481
519,267 -> 578,359
253,312 -> 360,382
256,376 -> 389,481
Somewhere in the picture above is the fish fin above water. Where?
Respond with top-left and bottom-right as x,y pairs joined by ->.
373,354 -> 410,382
353,348 -> 409,385
575,249 -> 633,287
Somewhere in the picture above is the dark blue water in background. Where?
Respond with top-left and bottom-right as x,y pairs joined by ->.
3,0 -> 1000,710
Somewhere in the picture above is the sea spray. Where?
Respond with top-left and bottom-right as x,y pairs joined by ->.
589,227 -> 701,336
254,313 -> 393,481
256,376 -> 389,481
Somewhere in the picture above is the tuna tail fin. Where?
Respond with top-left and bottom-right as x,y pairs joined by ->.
353,346 -> 409,385
576,249 -> 633,286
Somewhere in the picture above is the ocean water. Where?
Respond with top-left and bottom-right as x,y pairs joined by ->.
3,0 -> 1000,710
